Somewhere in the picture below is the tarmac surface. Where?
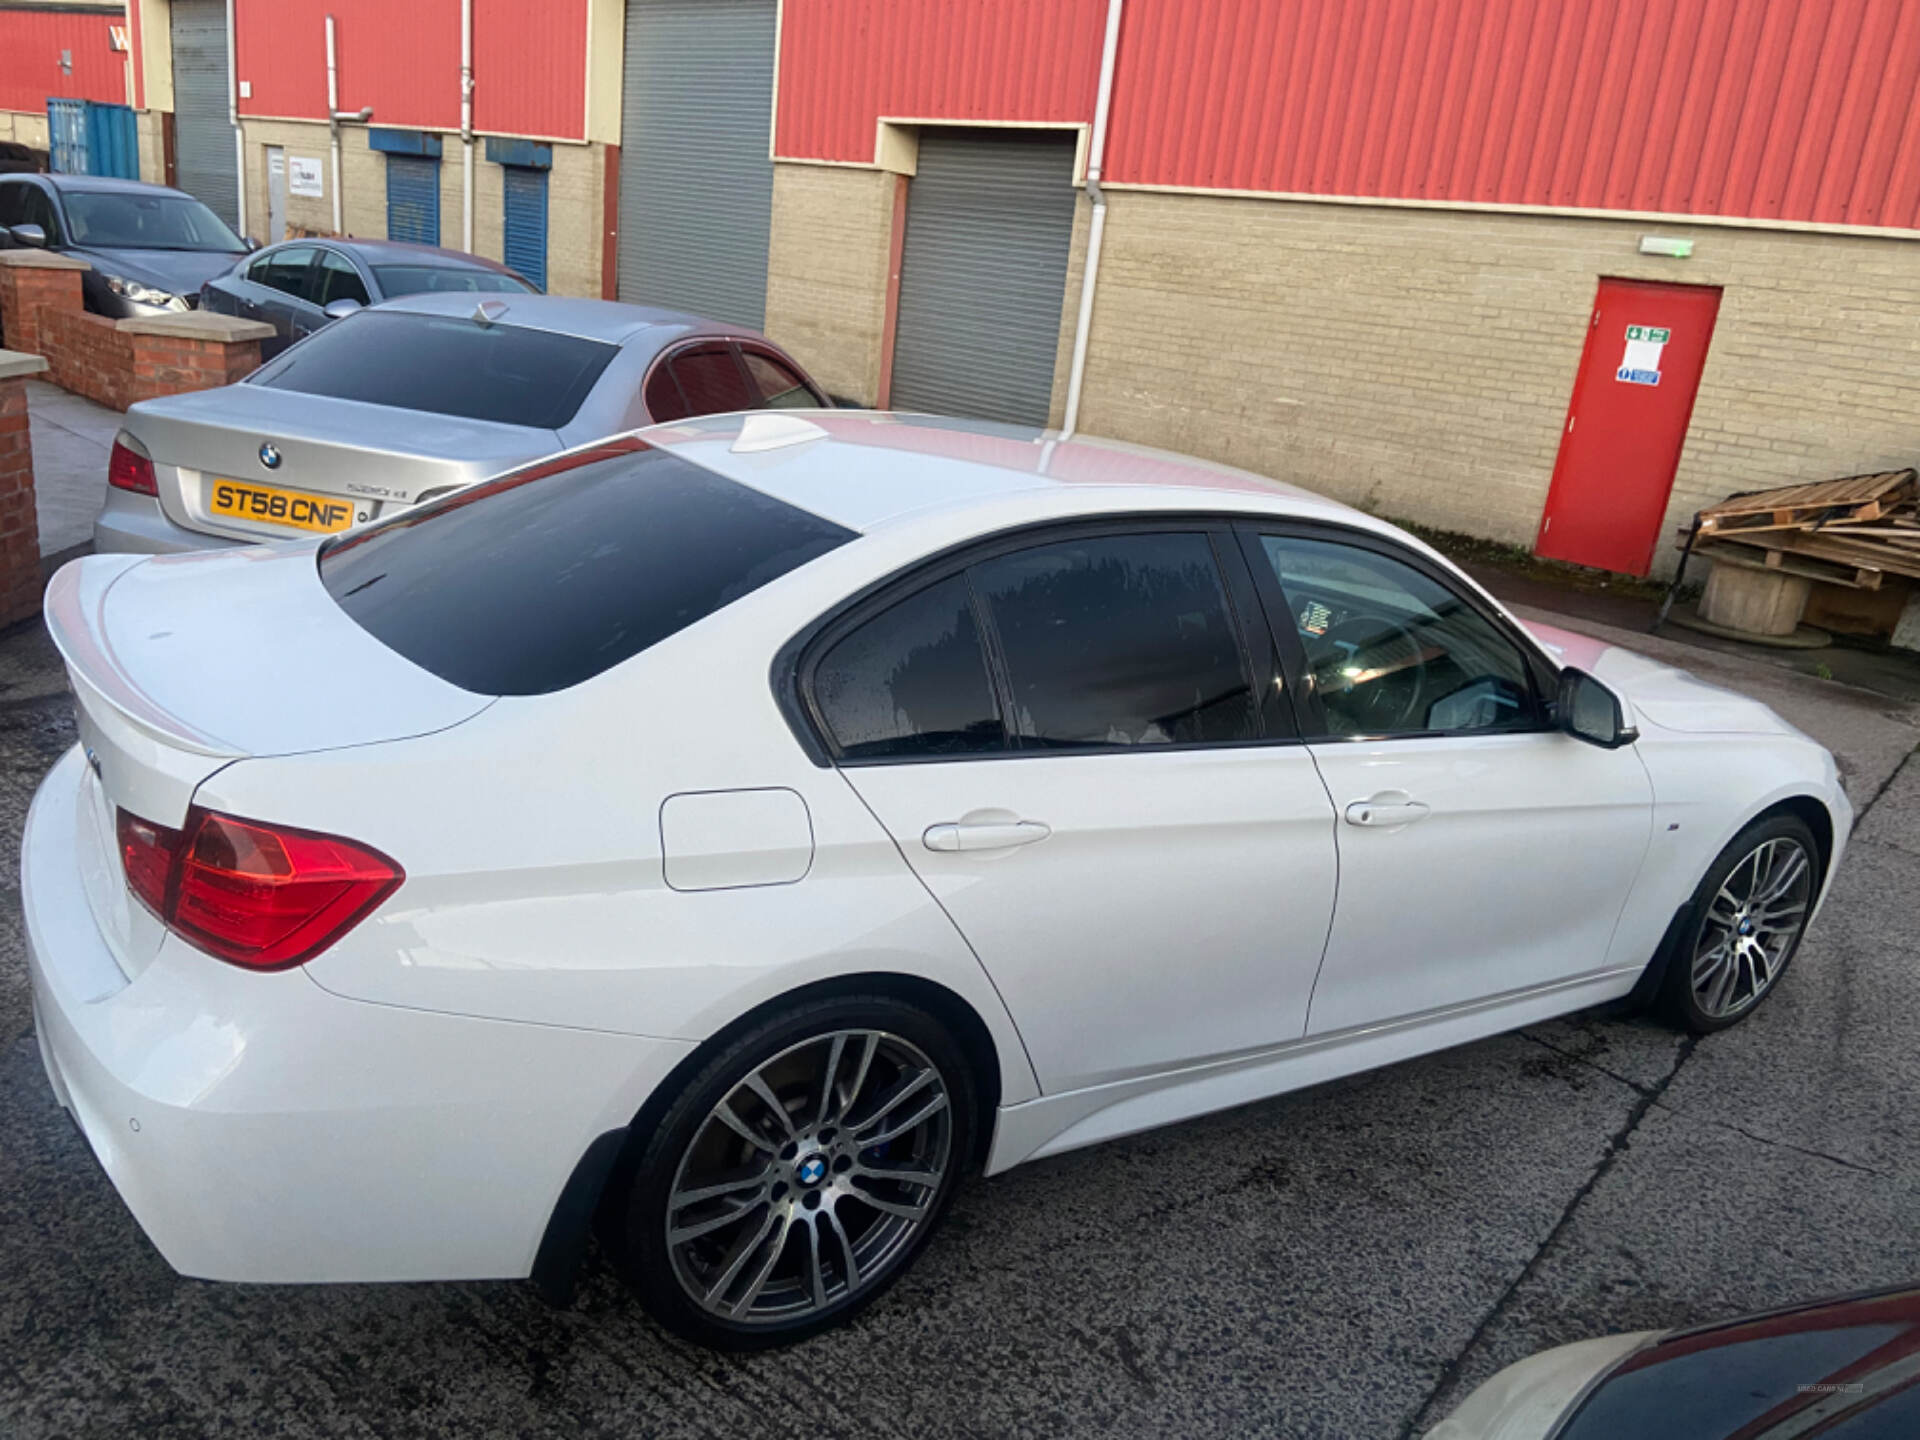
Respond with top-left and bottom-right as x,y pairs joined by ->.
0,602 -> 1915,1439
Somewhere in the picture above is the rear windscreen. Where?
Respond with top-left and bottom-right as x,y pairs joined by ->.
318,444 -> 855,696
254,311 -> 616,430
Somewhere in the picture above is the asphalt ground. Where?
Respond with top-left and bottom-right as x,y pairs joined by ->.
2,612 -> 1916,1440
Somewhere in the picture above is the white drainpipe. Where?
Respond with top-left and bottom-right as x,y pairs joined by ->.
326,15 -> 343,234
227,0 -> 246,236
460,0 -> 474,252
1060,0 -> 1124,441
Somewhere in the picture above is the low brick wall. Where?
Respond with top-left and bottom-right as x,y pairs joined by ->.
0,350 -> 50,630
0,252 -> 87,357
0,250 -> 273,412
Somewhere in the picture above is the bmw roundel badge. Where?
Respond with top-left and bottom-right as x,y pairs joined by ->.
259,442 -> 282,470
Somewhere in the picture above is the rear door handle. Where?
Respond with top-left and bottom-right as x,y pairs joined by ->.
1344,798 -> 1431,828
923,820 -> 1052,853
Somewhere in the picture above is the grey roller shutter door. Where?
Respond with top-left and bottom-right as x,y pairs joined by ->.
170,0 -> 237,229
618,0 -> 774,328
889,130 -> 1078,428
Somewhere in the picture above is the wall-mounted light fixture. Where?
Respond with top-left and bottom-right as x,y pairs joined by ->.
1639,235 -> 1695,258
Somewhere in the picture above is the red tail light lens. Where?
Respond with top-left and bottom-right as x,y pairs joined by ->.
108,438 -> 158,495
117,809 -> 181,916
114,807 -> 402,970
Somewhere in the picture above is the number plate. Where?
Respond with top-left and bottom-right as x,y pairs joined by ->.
208,479 -> 358,534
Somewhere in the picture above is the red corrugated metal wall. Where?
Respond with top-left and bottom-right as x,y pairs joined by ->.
0,8 -> 127,115
234,0 -> 585,139
775,0 -> 1111,162
775,0 -> 1920,230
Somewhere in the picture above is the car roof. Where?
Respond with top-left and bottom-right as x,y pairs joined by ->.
369,291 -> 766,347
298,237 -> 520,273
644,410 -> 1375,538
37,175 -> 195,199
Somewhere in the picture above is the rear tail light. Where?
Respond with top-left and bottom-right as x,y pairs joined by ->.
115,806 -> 402,970
108,436 -> 158,495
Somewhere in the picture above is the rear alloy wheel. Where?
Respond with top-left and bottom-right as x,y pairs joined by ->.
606,996 -> 975,1348
1661,814 -> 1818,1033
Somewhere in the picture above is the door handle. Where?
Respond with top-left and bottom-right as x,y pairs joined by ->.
1344,796 -> 1431,828
923,820 -> 1052,853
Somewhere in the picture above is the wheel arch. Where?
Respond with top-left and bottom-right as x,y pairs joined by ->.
531,970 -> 1006,1306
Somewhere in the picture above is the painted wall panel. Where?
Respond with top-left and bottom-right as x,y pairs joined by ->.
233,0 -> 586,140
774,0 -> 1920,230
0,9 -> 128,115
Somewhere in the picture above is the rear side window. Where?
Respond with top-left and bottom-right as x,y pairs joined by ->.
255,310 -> 617,429
743,350 -> 821,409
813,576 -> 1005,760
975,533 -> 1258,748
670,345 -> 756,417
315,250 -> 369,306
319,445 -> 854,696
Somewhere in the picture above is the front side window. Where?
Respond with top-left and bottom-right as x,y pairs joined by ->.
11,185 -> 59,242
0,181 -> 25,227
1259,534 -> 1538,738
315,250 -> 370,306
977,532 -> 1259,749
254,310 -> 617,429
814,576 -> 1005,761
257,246 -> 317,299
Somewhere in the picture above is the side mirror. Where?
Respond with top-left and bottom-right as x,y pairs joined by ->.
1556,667 -> 1638,749
0,224 -> 11,245
243,237 -> 262,252
322,298 -> 362,320
10,223 -> 47,248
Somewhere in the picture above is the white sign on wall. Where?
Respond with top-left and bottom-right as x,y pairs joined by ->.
1615,324 -> 1669,386
288,157 -> 324,199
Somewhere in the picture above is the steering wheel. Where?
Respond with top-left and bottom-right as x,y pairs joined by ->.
1311,614 -> 1430,732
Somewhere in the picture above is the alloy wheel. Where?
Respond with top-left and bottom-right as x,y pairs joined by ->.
664,1029 -> 953,1326
1691,836 -> 1812,1020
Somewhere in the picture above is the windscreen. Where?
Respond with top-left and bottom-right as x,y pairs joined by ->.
372,265 -> 534,296
63,191 -> 243,252
254,311 -> 616,429
318,444 -> 855,696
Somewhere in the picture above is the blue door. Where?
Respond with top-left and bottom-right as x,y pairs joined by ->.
501,166 -> 547,291
385,155 -> 440,245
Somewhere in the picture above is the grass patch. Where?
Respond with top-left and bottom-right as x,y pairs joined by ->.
1386,518 -> 1686,606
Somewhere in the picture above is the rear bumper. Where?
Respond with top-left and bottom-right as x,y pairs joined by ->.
92,488 -> 245,556
24,745 -> 694,1283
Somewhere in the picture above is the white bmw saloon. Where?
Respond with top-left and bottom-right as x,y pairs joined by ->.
24,411 -> 1849,1348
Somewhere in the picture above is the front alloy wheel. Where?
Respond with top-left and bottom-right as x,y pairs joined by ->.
605,996 -> 975,1348
1662,813 -> 1819,1033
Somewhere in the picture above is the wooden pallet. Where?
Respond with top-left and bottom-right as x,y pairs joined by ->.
1696,537 -> 1885,590
1696,469 -> 1917,538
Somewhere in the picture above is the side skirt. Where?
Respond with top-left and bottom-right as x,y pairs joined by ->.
983,966 -> 1643,1174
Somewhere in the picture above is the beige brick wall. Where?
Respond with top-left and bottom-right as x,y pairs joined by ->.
764,162 -> 896,404
767,167 -> 1920,577
1071,193 -> 1920,576
237,120 -> 606,294
135,108 -> 166,185
0,111 -> 50,151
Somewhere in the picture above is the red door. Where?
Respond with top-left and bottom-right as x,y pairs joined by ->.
1535,279 -> 1722,576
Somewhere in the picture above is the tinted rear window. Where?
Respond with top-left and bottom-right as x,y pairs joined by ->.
255,311 -> 616,429
318,445 -> 855,695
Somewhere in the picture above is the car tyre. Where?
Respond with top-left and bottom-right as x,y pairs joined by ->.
602,993 -> 976,1350
1658,812 -> 1820,1034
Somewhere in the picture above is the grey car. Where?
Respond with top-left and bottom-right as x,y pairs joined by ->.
0,174 -> 249,319
97,292 -> 831,554
200,237 -> 536,360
